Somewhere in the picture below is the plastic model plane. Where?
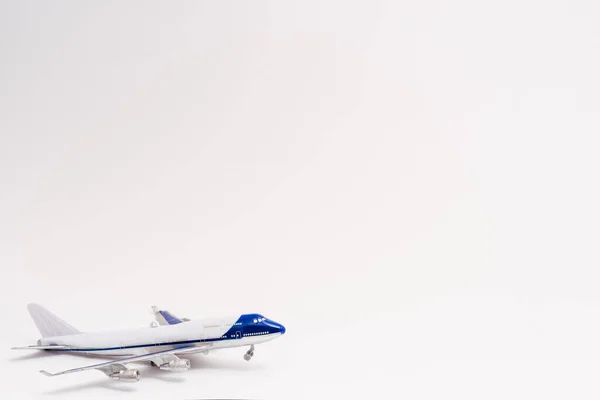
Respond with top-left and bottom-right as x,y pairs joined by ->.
12,303 -> 286,382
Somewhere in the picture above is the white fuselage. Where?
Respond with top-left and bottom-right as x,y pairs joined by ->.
40,316 -> 280,356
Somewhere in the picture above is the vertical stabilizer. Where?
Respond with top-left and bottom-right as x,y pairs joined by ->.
27,304 -> 80,337
151,305 -> 184,325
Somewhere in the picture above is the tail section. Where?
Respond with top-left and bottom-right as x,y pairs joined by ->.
27,303 -> 80,338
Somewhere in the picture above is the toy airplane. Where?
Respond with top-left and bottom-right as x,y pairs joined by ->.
12,303 -> 286,382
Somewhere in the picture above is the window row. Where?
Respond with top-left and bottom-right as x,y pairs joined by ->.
246,331 -> 268,336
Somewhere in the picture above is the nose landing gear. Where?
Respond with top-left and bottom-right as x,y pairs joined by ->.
243,345 -> 254,361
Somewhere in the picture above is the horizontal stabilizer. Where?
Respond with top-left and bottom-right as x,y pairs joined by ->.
12,345 -> 68,350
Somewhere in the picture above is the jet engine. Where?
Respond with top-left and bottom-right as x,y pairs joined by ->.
159,359 -> 191,372
109,369 -> 140,382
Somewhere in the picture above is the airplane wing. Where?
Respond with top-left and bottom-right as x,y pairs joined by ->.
39,344 -> 209,379
151,305 -> 189,326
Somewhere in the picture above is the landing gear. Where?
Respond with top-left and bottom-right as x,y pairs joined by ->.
243,345 -> 254,361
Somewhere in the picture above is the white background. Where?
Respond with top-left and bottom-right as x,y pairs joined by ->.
1,1 -> 600,399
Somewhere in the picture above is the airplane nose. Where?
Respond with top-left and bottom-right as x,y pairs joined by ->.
266,319 -> 286,335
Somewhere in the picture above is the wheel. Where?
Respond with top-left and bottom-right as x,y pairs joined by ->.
244,353 -> 252,361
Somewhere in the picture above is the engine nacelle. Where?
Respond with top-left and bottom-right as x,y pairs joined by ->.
109,369 -> 140,382
159,359 -> 191,372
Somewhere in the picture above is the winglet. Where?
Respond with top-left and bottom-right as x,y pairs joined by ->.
40,370 -> 55,377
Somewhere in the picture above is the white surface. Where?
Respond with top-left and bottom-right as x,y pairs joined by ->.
1,0 -> 600,399
35,314 -> 281,356
27,303 -> 80,338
